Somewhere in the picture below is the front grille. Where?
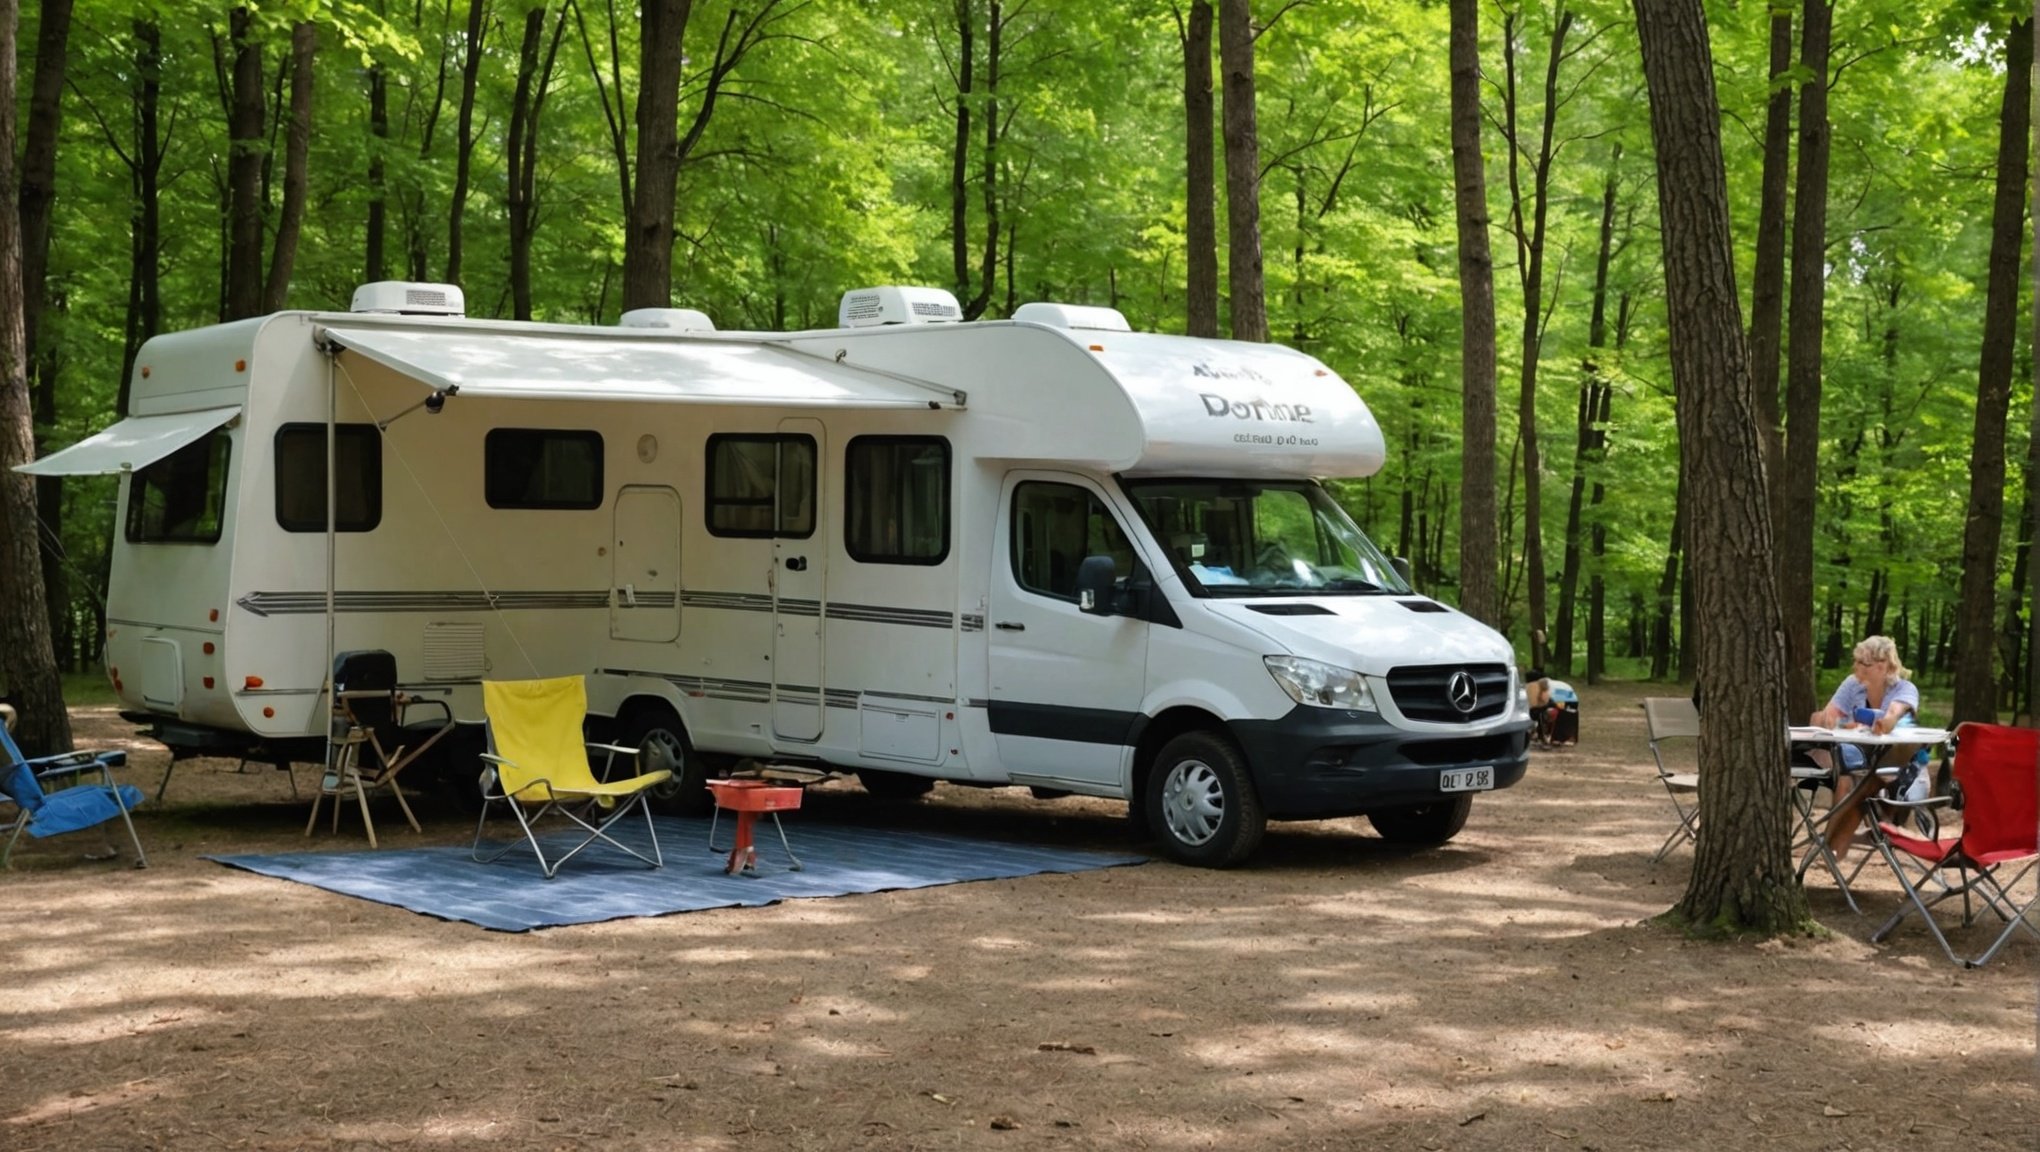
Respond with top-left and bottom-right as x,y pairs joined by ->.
1385,663 -> 1511,723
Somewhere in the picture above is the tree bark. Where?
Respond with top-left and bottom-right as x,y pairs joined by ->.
223,6 -> 265,320
1182,1 -> 1217,337
2029,0 -> 2040,723
365,60 -> 387,282
118,19 -> 161,416
1748,9 -> 1792,622
0,0 -> 71,755
1556,146 -> 1620,677
1778,0 -> 1831,721
1448,0 -> 1498,625
508,5 -> 566,321
1952,18 -> 2033,726
262,21 -> 314,312
446,0 -> 487,287
1216,0 -> 1264,342
21,0 -> 71,667
621,0 -> 693,312
960,0 -> 1002,320
1634,0 -> 1802,936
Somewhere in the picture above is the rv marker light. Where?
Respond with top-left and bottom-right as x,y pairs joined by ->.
203,642 -> 215,654
244,676 -> 264,690
203,677 -> 214,689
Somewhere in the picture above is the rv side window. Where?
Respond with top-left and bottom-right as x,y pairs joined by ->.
1011,482 -> 1136,600
274,423 -> 382,532
484,429 -> 603,510
124,429 -> 230,544
705,434 -> 816,538
845,436 -> 950,565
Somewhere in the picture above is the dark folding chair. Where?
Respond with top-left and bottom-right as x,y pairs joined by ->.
1,718 -> 147,869
307,650 -> 453,847
1866,722 -> 2040,967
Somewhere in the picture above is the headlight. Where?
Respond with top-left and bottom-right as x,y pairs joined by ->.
1265,656 -> 1377,710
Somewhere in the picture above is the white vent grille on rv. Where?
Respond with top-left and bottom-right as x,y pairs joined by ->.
619,307 -> 716,332
838,286 -> 963,328
350,281 -> 466,316
1012,301 -> 1133,332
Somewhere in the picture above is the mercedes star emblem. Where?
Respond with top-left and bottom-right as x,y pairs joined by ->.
1447,670 -> 1479,715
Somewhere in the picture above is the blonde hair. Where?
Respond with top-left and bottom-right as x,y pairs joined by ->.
1853,635 -> 1909,684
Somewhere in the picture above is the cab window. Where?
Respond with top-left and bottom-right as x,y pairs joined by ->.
1010,481 -> 1136,600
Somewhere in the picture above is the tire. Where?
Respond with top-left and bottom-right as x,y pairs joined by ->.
1144,730 -> 1265,868
858,768 -> 937,800
1368,794 -> 1472,846
619,707 -> 711,817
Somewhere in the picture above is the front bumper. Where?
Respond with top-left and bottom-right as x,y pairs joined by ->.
1229,705 -> 1531,820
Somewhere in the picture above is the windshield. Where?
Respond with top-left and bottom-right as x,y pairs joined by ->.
1123,479 -> 1411,597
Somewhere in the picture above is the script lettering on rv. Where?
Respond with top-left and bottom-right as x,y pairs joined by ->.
1198,390 -> 1319,448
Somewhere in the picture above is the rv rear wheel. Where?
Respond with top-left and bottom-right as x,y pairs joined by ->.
1367,794 -> 1472,846
621,710 -> 711,817
857,768 -> 936,800
1145,731 -> 1265,868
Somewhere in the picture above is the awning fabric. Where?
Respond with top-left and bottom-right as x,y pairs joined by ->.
14,406 -> 240,476
321,326 -> 961,409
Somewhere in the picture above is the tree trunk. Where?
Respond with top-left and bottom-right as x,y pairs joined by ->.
1448,0 -> 1498,626
1182,1 -> 1217,337
1748,9 -> 1791,620
508,5 -> 566,321
446,0 -> 487,287
1952,18 -> 2033,726
118,19 -> 161,416
21,0 -> 70,666
223,6 -> 265,320
1635,0 -> 1802,936
571,0 -> 632,223
1650,485 -> 1683,682
365,61 -> 386,282
622,0 -> 693,312
1778,0 -> 1831,722
1556,146 -> 1621,676
2029,0 -> 2040,724
1504,10 -> 1571,671
262,21 -> 314,312
962,1 -> 1002,320
0,0 -> 70,755
1216,0 -> 1264,342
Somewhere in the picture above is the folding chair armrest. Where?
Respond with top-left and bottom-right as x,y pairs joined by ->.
398,696 -> 454,725
33,751 -> 127,783
586,742 -> 639,757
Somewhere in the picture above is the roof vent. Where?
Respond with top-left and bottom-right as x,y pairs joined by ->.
838,286 -> 963,328
1012,301 -> 1132,332
618,307 -> 716,332
349,281 -> 465,317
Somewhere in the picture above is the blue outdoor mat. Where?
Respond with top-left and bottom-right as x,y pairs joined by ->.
210,815 -> 1146,932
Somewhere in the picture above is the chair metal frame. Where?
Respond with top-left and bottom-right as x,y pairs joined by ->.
306,655 -> 454,847
471,677 -> 672,880
1640,697 -> 1702,862
1,720 -> 147,869
1865,722 -> 2040,967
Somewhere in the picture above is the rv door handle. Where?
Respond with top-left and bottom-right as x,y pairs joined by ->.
994,621 -> 1025,631
785,556 -> 807,571
618,584 -> 637,607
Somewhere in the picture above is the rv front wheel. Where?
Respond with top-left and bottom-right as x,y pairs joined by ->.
1367,794 -> 1472,846
621,709 -> 711,817
1145,731 -> 1265,868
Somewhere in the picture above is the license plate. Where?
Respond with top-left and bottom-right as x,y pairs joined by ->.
1440,767 -> 1494,793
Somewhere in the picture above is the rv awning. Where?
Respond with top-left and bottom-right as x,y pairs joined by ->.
320,326 -> 963,409
14,406 -> 240,476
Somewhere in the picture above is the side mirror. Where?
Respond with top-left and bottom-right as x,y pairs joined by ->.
1076,555 -> 1117,615
1390,555 -> 1414,587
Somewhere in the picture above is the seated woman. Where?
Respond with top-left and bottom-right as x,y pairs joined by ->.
1806,635 -> 1924,855
1525,669 -> 1554,745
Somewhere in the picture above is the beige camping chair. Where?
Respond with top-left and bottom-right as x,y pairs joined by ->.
1641,697 -> 1702,862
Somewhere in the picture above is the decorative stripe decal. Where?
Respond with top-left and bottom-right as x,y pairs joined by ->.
236,590 -> 608,617
598,669 -> 954,712
960,614 -> 985,633
987,701 -> 1142,747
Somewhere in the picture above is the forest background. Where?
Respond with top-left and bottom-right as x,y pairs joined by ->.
5,0 -> 2034,723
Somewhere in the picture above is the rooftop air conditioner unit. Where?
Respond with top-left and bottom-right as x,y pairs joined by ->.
1011,301 -> 1133,332
349,281 -> 466,317
619,307 -> 716,332
838,286 -> 963,328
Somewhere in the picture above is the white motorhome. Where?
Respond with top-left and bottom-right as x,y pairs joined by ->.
23,282 -> 1531,866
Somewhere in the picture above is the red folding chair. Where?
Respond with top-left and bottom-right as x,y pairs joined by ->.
1865,722 -> 2040,967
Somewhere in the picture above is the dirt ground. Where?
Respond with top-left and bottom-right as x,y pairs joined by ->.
3,679 -> 2034,1150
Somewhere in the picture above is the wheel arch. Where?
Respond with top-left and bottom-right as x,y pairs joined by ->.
1130,705 -> 1233,800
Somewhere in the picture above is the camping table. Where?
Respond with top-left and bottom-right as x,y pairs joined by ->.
1786,724 -> 1951,913
706,779 -> 804,876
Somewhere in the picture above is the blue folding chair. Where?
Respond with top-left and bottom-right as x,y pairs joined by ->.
1,718 -> 147,869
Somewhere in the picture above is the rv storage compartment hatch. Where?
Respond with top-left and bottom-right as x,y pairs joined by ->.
140,636 -> 184,713
857,697 -> 942,764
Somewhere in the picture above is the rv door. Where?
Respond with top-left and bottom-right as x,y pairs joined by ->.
612,485 -> 681,642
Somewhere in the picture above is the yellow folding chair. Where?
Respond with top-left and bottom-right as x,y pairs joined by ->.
472,676 -> 672,879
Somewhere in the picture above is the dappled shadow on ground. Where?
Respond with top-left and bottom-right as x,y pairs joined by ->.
3,689 -> 2033,1150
